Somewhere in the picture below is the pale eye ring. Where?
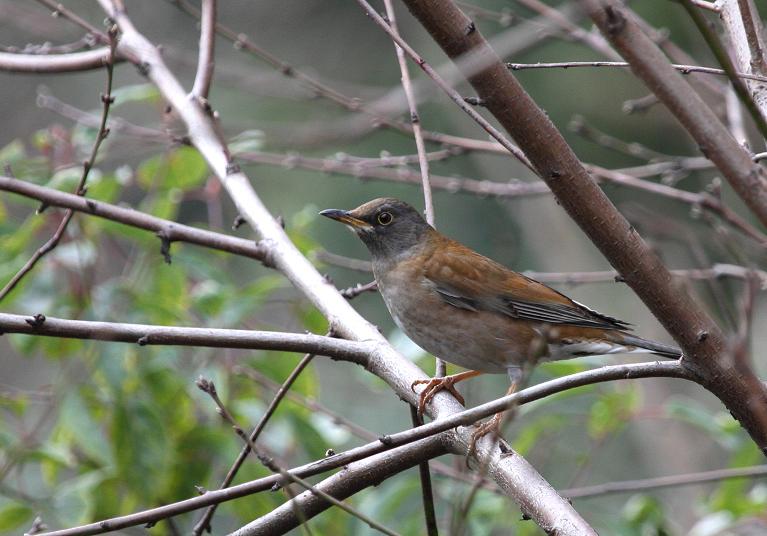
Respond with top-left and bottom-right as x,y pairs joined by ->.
377,211 -> 393,225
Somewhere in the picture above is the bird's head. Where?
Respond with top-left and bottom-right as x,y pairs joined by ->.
320,198 -> 432,260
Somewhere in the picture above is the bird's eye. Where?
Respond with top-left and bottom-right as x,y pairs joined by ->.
377,211 -> 393,225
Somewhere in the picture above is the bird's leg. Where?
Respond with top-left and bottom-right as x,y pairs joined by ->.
411,369 -> 482,419
467,367 -> 523,458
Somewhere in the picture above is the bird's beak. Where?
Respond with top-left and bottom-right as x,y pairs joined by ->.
319,209 -> 372,231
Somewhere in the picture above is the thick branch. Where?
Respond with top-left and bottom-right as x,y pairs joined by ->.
395,0 -> 767,452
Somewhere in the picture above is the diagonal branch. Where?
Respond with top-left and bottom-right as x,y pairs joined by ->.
392,0 -> 767,452
580,0 -> 767,229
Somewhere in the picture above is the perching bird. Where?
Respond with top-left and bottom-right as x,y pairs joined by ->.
321,198 -> 681,446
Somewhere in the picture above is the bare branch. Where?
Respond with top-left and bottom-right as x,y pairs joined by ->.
0,175 -> 270,263
237,151 -> 549,199
192,352 -> 317,535
563,464 -> 767,499
353,0 -> 535,173
506,60 -> 767,84
717,0 -> 767,121
0,48 -> 119,73
191,0 -> 216,99
582,0 -> 767,229
0,31 -> 117,301
197,377 -> 402,536
0,312 -> 372,363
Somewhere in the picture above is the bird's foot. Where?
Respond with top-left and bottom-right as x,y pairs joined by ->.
467,412 -> 504,461
411,374 -> 467,420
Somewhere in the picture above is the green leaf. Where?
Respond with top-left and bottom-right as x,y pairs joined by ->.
137,146 -> 208,190
0,502 -> 33,532
112,397 -> 170,497
587,386 -> 639,439
0,139 -> 25,163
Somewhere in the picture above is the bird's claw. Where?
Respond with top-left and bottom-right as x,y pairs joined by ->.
411,376 -> 466,420
466,413 -> 504,462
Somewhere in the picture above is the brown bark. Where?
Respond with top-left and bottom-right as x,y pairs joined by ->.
399,0 -> 767,452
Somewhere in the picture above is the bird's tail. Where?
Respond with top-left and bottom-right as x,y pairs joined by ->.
616,333 -> 682,359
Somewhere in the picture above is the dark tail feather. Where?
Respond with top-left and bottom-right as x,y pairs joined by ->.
620,334 -> 682,359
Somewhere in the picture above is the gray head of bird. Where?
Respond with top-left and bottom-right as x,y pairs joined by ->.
320,197 -> 432,261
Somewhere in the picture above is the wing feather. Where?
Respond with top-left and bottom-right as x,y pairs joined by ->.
423,237 -> 631,331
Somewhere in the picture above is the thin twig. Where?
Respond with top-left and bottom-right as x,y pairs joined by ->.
381,0 -> 444,380
191,352 -> 317,535
0,312 -> 373,362
681,0 -> 767,138
339,281 -> 378,299
383,0 -> 435,225
353,0 -> 536,173
0,26 -> 117,302
410,406 -> 439,536
191,0 -> 216,99
506,59 -> 767,84
237,150 -> 548,198
196,377 -> 402,536
563,464 -> 767,499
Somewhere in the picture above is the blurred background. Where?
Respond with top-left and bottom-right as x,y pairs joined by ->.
1,0 -> 766,534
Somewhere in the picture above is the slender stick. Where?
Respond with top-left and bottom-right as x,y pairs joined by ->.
563,464 -> 767,499
191,0 -> 216,98
381,0 -> 445,381
681,0 -> 767,138
0,48 -> 120,73
409,406 -> 440,536
0,312 -> 372,363
191,352 -> 317,535
353,0 -> 535,173
0,28 -> 117,301
506,59 -> 767,83
196,378 -> 401,536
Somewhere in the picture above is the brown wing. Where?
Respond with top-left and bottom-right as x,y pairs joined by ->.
423,236 -> 631,330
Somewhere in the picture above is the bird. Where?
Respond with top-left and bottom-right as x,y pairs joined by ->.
320,198 -> 681,449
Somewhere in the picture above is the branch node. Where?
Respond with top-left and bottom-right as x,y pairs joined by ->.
136,61 -> 151,76
25,313 -> 46,328
378,434 -> 394,445
603,5 -> 626,35
226,162 -> 241,175
464,21 -> 476,35
232,214 -> 246,229
36,201 -> 49,214
156,229 -> 173,264
549,170 -> 562,179
195,485 -> 207,495
137,335 -> 149,346
697,330 -> 709,342
464,96 -> 486,107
